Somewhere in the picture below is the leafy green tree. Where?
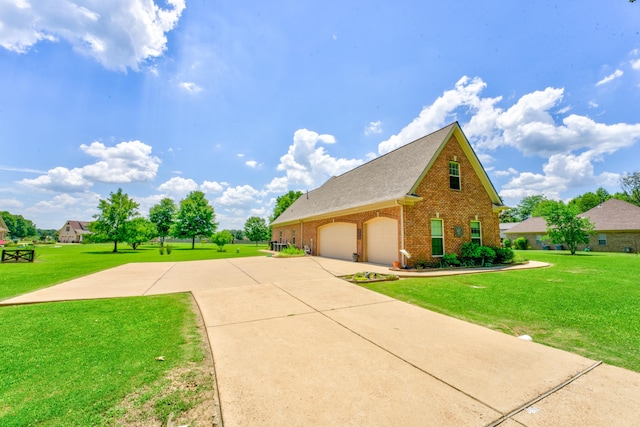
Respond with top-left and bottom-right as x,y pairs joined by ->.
149,197 -> 177,247
210,230 -> 234,252
228,229 -> 245,241
0,211 -> 37,239
543,203 -> 595,255
244,216 -> 270,245
270,190 -> 303,223
498,208 -> 519,223
621,171 -> 640,206
514,195 -> 547,221
531,199 -> 563,218
90,188 -> 140,253
124,217 -> 157,250
173,191 -> 217,249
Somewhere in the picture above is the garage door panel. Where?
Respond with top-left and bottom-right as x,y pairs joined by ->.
366,218 -> 398,265
319,223 -> 357,260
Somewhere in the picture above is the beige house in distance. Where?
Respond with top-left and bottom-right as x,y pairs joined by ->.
0,214 -> 9,241
58,220 -> 91,243
504,199 -> 640,253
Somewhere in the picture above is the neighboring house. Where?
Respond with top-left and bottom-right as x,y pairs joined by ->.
504,199 -> 640,253
0,214 -> 8,242
270,122 -> 506,266
499,222 -> 520,240
58,220 -> 92,243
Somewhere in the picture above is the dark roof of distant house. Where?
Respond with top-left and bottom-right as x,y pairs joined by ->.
580,199 -> 640,231
271,122 -> 503,226
503,217 -> 548,234
505,199 -> 640,234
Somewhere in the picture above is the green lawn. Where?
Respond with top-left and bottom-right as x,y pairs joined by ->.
360,250 -> 640,372
0,242 -> 267,425
0,294 -> 207,426
0,242 -> 268,300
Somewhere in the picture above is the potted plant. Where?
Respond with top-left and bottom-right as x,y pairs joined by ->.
352,252 -> 359,262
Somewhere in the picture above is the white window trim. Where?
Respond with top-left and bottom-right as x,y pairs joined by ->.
431,218 -> 445,257
471,220 -> 482,246
449,161 -> 461,191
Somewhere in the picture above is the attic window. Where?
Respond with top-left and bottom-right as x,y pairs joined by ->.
449,161 -> 460,190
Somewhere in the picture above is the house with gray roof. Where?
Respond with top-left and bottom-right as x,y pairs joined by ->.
271,122 -> 506,266
58,220 -> 92,243
504,199 -> 640,252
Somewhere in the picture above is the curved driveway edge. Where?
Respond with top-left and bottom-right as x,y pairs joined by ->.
2,256 -> 639,426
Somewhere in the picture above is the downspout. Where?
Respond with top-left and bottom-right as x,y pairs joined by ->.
396,200 -> 406,267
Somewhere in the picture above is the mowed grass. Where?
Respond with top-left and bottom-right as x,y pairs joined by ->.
360,251 -> 640,372
0,242 -> 268,300
0,294 -> 205,426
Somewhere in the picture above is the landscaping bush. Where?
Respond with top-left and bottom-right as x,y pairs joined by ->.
492,246 -> 515,264
513,237 -> 528,250
502,238 -> 511,248
477,246 -> 496,267
460,241 -> 481,265
440,253 -> 460,268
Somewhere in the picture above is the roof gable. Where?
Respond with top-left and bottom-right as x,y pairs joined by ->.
272,122 -> 503,225
64,220 -> 92,233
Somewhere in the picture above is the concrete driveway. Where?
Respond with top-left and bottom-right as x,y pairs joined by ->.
3,256 -> 640,426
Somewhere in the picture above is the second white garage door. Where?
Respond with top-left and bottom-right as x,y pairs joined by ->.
318,223 -> 357,260
365,218 -> 399,265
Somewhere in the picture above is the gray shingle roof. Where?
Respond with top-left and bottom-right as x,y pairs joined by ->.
580,199 -> 640,231
272,122 -> 502,225
504,199 -> 640,234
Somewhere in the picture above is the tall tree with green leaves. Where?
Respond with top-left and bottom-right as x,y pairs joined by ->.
90,188 -> 140,253
0,211 -> 37,239
123,217 -> 157,250
515,194 -> 547,221
543,203 -> 595,255
621,171 -> 640,206
270,190 -> 303,223
173,191 -> 217,249
244,216 -> 270,245
149,197 -> 177,247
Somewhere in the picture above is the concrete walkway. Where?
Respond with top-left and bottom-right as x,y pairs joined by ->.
3,256 -> 640,426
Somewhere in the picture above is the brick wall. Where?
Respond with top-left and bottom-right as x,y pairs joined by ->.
403,134 -> 500,264
583,231 -> 640,253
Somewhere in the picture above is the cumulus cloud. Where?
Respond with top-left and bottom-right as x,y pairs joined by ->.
632,59 -> 640,71
595,69 -> 623,86
274,129 -> 362,190
157,176 -> 198,197
201,180 -> 225,194
365,121 -> 382,135
381,75 -> 640,203
245,160 -> 259,168
0,0 -> 185,71
20,140 -> 161,192
0,198 -> 24,210
216,185 -> 263,208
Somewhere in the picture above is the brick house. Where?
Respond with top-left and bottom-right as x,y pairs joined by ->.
504,199 -> 640,253
270,122 -> 506,267
58,220 -> 92,243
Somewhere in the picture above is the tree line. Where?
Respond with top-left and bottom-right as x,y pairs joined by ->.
89,189 -> 272,253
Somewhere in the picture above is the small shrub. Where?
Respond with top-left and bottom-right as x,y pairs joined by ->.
460,242 -> 481,265
477,246 -> 496,266
279,246 -> 305,256
492,246 -> 515,264
159,246 -> 165,255
514,237 -> 528,250
165,244 -> 172,255
440,253 -> 460,268
502,238 -> 511,248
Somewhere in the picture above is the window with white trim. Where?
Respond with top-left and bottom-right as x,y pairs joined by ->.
470,220 -> 482,246
431,219 -> 444,256
449,161 -> 460,190
598,234 -> 607,246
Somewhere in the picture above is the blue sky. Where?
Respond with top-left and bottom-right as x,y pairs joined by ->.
1,1 -> 640,230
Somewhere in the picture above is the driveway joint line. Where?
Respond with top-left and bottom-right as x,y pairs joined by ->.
141,262 -> 178,296
270,281 -> 503,416
224,259 -> 261,284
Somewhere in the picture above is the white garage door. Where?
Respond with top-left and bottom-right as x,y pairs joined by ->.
365,218 -> 399,265
318,223 -> 357,260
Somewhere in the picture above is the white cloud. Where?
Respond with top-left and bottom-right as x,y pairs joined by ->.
632,59 -> 640,71
157,176 -> 198,197
0,198 -> 24,210
365,121 -> 382,135
216,185 -> 262,208
201,180 -> 225,194
595,69 -> 623,86
0,0 -> 186,71
493,167 -> 518,177
245,160 -> 258,168
274,128 -> 362,190
18,140 -> 159,192
179,82 -> 203,93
